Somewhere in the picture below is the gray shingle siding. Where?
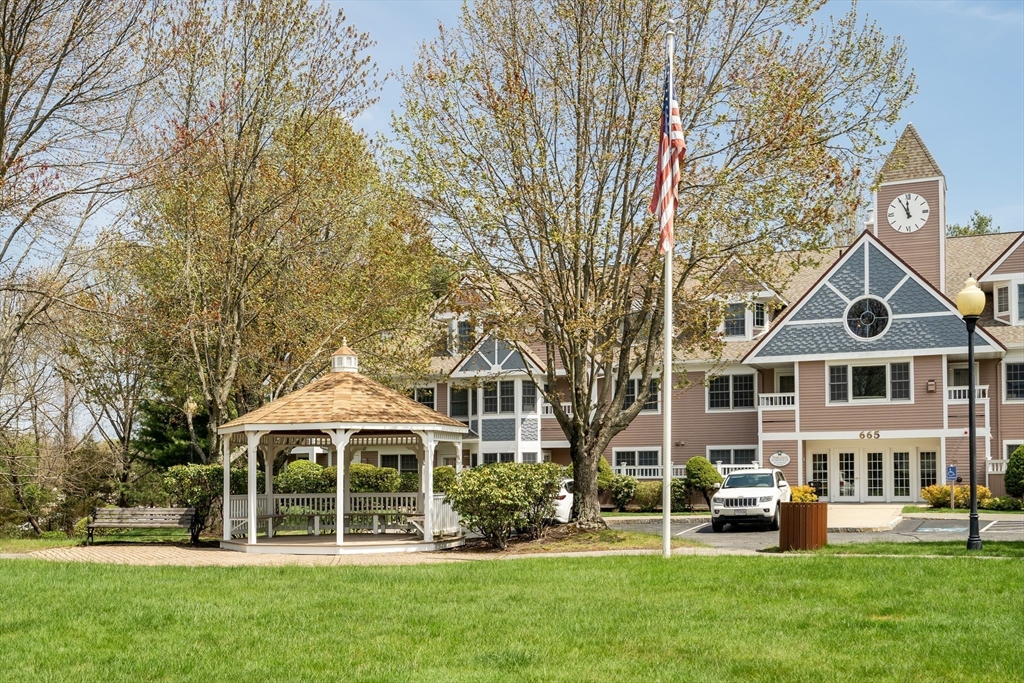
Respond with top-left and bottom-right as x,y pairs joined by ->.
757,315 -> 993,358
886,278 -> 948,315
791,286 -> 846,321
520,418 -> 538,440
481,418 -> 516,441
867,243 -> 906,298
461,353 -> 491,371
829,244 -> 865,300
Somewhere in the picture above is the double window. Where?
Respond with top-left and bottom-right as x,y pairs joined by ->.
828,362 -> 911,403
707,448 -> 758,465
483,452 -> 514,464
707,374 -> 755,410
410,387 -> 434,410
381,454 -> 418,473
615,450 -> 660,467
623,378 -> 659,411
483,381 -> 516,414
1006,363 -> 1024,400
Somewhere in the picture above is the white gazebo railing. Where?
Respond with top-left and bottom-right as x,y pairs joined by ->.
228,492 -> 461,538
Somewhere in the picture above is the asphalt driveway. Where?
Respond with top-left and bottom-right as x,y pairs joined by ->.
607,516 -> 1024,552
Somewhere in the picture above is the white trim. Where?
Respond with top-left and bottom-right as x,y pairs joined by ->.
942,355 -> 949,431
1001,358 -> 1024,404
884,274 -> 911,301
881,175 -> 946,187
825,357 -> 915,406
978,231 -> 1024,283
824,281 -> 851,305
219,422 -> 469,436
747,345 -> 1003,365
763,428 -> 990,441
705,445 -> 759,467
842,295 -> 893,343
1002,440 -> 1024,460
704,370 -> 758,413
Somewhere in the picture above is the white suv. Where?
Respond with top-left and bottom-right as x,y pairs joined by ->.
710,468 -> 791,532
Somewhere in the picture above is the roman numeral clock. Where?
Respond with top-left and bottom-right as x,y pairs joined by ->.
886,192 -> 930,233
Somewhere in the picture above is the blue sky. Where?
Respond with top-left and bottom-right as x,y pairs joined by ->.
334,0 -> 1024,233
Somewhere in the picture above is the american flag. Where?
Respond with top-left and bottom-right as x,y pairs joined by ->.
649,72 -> 686,254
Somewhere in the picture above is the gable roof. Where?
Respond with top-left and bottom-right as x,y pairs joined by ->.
743,231 -> 1002,363
450,334 -> 546,378
879,124 -> 944,184
219,371 -> 467,433
976,231 -> 1024,284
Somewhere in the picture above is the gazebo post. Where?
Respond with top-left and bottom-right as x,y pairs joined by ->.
325,429 -> 353,546
222,438 -> 232,541
416,431 -> 436,542
245,430 -> 268,545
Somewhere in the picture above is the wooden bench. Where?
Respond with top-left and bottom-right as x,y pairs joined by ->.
87,507 -> 197,545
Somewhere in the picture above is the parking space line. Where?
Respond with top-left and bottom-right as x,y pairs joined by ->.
676,523 -> 709,535
980,520 -> 998,532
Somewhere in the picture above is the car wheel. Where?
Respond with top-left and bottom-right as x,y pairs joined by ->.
769,506 -> 780,531
711,520 -> 724,533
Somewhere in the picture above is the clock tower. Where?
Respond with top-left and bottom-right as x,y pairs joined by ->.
869,124 -> 946,292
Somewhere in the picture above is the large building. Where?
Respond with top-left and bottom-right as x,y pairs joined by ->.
373,125 -> 1024,502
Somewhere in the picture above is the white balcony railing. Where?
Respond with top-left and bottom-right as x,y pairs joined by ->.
758,393 -> 795,408
714,463 -> 761,476
987,459 -> 1008,475
541,402 -> 573,417
612,464 -> 686,479
947,385 -> 988,402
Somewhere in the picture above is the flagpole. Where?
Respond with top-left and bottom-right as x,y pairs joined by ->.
662,20 -> 675,560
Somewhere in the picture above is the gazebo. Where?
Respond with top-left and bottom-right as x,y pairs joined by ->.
217,344 -> 468,554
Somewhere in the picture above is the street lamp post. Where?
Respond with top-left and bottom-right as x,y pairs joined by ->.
955,276 -> 985,551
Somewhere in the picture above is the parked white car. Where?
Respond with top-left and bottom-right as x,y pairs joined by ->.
552,479 -> 574,523
710,468 -> 791,532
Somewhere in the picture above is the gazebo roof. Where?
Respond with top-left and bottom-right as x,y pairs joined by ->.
219,370 -> 467,433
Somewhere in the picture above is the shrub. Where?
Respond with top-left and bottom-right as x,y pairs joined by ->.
519,463 -> 565,538
610,475 -> 638,511
163,464 -> 224,544
275,460 -> 332,494
433,466 -> 457,494
444,462 -> 562,549
1005,444 -> 1024,498
671,478 -> 690,511
398,471 -> 419,493
633,481 -> 662,512
790,485 -> 818,502
565,456 -> 614,493
348,464 -> 399,493
684,456 -> 723,509
982,496 -> 1024,511
920,484 -> 992,509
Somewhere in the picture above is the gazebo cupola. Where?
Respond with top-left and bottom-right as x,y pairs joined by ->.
332,339 -> 358,373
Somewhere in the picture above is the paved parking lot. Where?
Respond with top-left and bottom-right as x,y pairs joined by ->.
609,516 -> 1024,552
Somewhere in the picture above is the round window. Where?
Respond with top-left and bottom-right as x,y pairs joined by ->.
846,297 -> 889,339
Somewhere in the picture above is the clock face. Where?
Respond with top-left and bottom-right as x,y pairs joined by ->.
886,193 -> 930,233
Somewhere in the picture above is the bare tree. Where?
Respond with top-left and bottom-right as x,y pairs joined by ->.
396,0 -> 914,525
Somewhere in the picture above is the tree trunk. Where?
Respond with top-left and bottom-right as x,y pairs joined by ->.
570,436 -> 606,529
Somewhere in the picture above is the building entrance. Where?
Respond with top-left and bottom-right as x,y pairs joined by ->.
805,438 -> 941,503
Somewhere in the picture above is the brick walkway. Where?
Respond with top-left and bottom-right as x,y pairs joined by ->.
17,544 -> 757,567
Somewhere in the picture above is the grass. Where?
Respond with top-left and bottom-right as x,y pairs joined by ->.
1,555 -> 1021,682
815,541 -> 1024,558
902,505 -> 1023,514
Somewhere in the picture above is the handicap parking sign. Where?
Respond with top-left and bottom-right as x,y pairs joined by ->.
946,465 -> 957,483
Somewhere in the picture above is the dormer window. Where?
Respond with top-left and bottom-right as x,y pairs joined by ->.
457,320 -> 473,349
996,286 -> 1009,316
1018,284 -> 1024,323
724,304 -> 745,337
753,302 -> 766,328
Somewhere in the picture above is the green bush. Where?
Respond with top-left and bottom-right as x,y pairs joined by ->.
920,484 -> 992,509
229,466 -> 261,495
163,464 -> 223,544
565,456 -> 614,493
398,471 -> 419,493
433,466 -> 457,494
348,463 -> 399,493
981,496 -> 1024,511
275,460 -> 332,494
610,475 -> 638,511
1005,445 -> 1024,498
790,485 -> 818,502
444,462 -> 563,549
684,456 -> 723,509
670,478 -> 689,511
633,481 -> 662,512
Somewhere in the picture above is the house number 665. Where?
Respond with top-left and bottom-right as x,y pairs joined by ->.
859,431 -> 880,439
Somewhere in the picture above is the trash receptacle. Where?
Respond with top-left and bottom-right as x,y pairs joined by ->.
779,501 -> 827,551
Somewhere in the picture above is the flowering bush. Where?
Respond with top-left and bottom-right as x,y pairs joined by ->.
920,484 -> 992,509
789,485 -> 818,502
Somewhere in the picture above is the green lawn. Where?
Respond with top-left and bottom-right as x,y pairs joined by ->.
902,505 -> 1024,515
1,556 -> 1021,682
815,541 -> 1024,558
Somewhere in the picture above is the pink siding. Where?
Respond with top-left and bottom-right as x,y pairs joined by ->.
670,371 -> 758,466
991,239 -> 1023,276
798,357 -> 945,431
435,382 -> 447,415
875,180 -> 944,290
761,409 -> 796,433
760,440 -> 799,483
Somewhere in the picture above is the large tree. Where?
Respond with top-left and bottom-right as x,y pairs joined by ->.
131,0 -> 442,459
396,0 -> 914,525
